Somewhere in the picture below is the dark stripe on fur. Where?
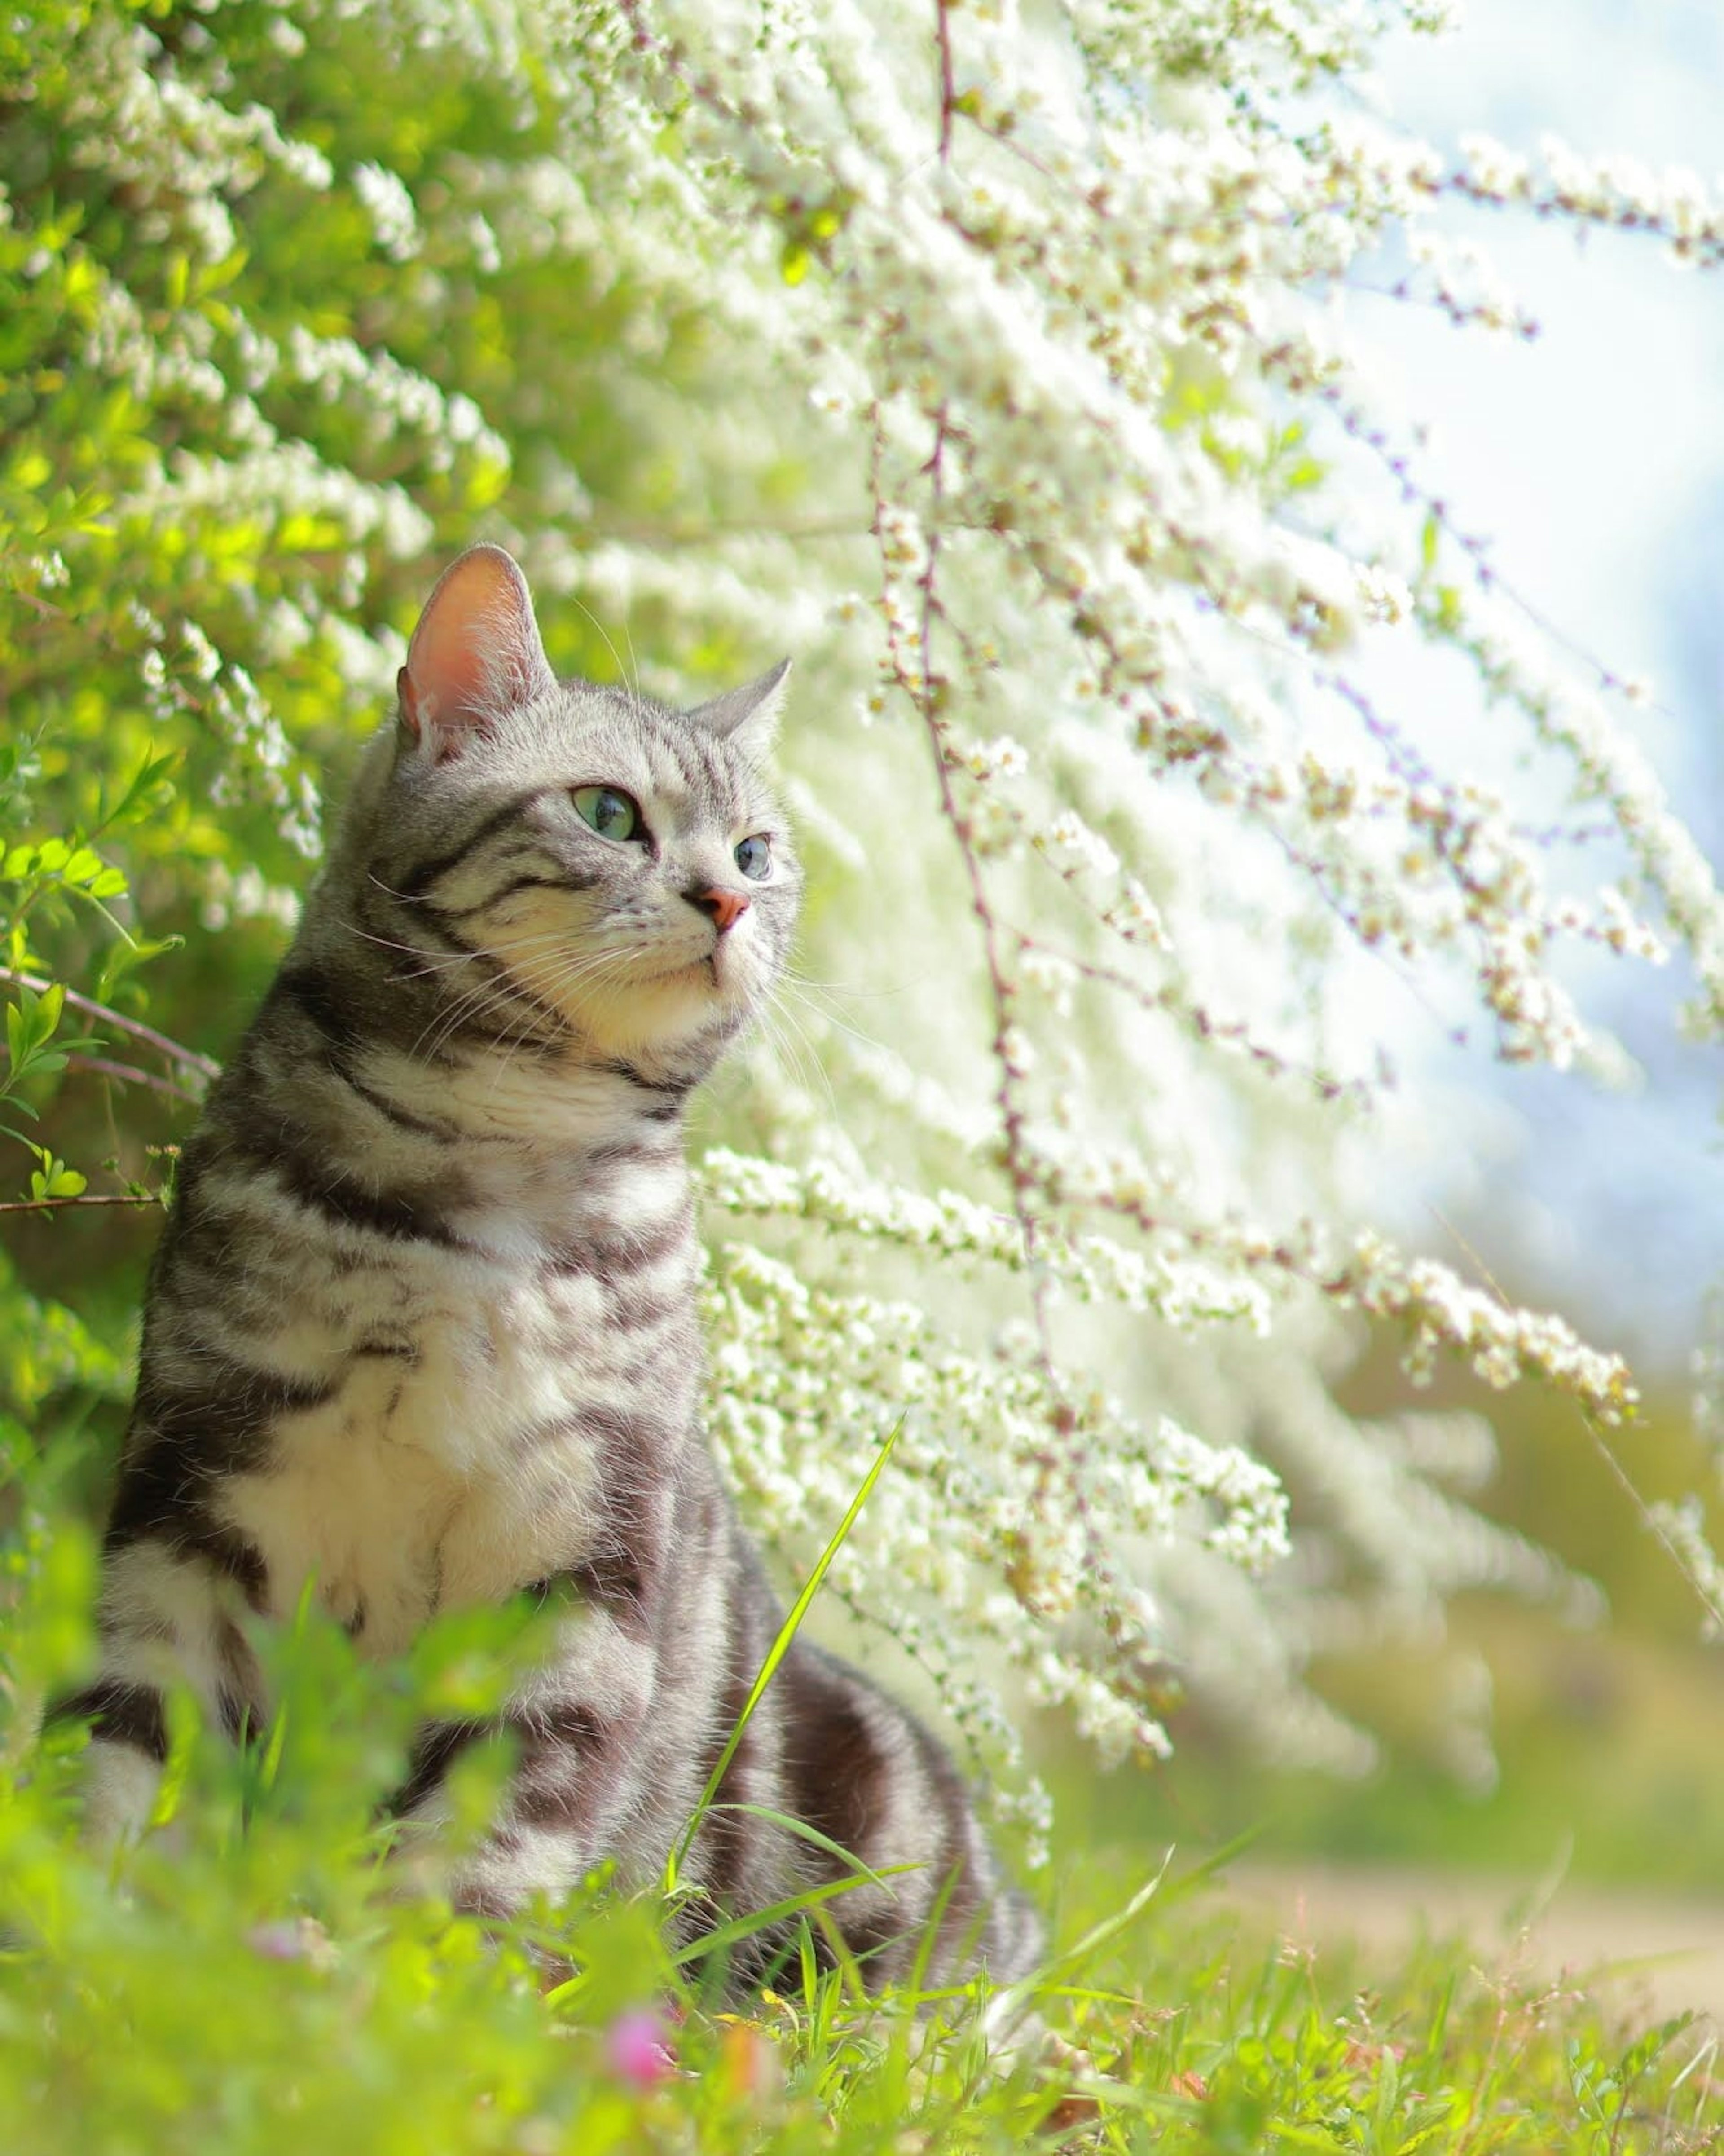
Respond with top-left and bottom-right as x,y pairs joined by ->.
509,1701 -> 617,1829
601,1058 -> 693,1107
271,964 -> 362,1052
269,1136 -> 467,1247
270,969 -> 453,1136
132,1358 -> 335,1450
53,1679 -> 168,1762
383,908 -> 573,1051
775,1652 -> 890,1861
396,790 -> 543,902
435,869 -> 600,920
106,1464 -> 273,1605
541,1211 -> 689,1279
353,1335 -> 420,1363
343,1070 -> 455,1138
216,1687 -> 256,1746
108,1362 -> 335,1569
561,1546 -> 648,1630
388,1716 -> 497,1817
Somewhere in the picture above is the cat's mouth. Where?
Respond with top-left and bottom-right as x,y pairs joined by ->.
640,944 -> 733,993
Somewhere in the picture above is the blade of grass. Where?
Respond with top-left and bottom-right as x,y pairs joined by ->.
702,1799 -> 890,1883
985,1848 -> 1178,2030
672,1861 -> 921,1967
664,1415 -> 903,1891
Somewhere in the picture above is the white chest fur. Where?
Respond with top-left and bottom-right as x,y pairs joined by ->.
214,1258 -> 641,1656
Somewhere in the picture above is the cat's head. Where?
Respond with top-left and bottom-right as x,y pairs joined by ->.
346,544 -> 799,1080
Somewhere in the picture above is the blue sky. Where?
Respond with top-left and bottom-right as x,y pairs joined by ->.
1349,0 -> 1724,1373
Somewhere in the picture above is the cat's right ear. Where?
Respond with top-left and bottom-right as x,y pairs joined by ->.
397,544 -> 556,763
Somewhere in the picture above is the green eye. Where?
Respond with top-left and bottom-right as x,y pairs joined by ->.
573,786 -> 642,842
734,834 -> 771,881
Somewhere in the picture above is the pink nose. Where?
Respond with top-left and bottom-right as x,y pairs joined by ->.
692,886 -> 750,934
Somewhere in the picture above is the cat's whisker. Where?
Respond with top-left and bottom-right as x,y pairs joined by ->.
783,961 -> 916,1001
392,926 -> 614,1055
776,995 -> 841,1109
778,977 -> 888,1063
338,919 -> 494,976
432,939 -> 657,1087
750,994 -> 836,1122
458,946 -> 643,1094
407,953 -> 570,1066
561,591 -> 642,708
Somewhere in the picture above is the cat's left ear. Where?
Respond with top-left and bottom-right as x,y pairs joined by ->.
685,659 -> 791,760
398,543 -> 557,763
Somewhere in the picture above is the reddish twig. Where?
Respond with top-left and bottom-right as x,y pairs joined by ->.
62,1051 -> 205,1107
0,965 -> 220,1083
0,1191 -> 162,1216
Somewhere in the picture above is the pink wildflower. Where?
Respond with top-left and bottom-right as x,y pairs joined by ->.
606,2008 -> 676,2087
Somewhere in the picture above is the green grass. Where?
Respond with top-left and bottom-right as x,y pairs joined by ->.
7,1407 -> 1724,2156
4,1764 -> 1720,2156
3,1590 -> 1720,2156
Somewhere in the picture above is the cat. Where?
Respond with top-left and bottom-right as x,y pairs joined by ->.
59,542 -> 1040,1996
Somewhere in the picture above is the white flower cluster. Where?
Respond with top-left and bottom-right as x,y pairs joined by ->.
702,1234 -> 1289,1775
46,0 -> 519,907
352,161 -> 422,263
1398,231 -> 1539,339
591,0 -> 1718,1777
66,13 -> 332,263
1452,132 -> 1724,268
171,622 -> 324,858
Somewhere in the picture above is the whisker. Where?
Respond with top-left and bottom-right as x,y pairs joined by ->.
777,978 -> 887,1061
562,592 -> 642,707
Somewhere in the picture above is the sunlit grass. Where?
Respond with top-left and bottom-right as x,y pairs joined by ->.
6,1750 -> 1720,2156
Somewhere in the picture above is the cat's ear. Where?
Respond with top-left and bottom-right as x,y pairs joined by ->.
397,544 -> 556,762
685,659 -> 791,759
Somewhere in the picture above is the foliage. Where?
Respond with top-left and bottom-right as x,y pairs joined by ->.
4,0 -> 1724,1859
1,1548 -> 1720,2155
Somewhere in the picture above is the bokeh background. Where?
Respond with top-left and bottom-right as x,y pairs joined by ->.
1071,0 -> 1724,1946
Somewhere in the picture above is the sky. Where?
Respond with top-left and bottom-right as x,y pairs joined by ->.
1344,0 -> 1724,1374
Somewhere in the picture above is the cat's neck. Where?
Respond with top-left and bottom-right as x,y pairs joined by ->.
216,962 -> 705,1266
358,1036 -> 693,1159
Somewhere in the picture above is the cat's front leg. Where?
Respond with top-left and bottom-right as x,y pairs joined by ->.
391,1600 -> 667,1919
59,1534 -> 264,1847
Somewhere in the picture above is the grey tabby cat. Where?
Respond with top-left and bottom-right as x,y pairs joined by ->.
63,543 -> 1038,1993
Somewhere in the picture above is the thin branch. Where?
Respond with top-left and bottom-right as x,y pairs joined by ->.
62,1051 -> 204,1107
0,1191 -> 162,1216
0,966 -> 220,1082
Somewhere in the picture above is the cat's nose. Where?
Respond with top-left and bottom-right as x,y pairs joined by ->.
686,885 -> 750,934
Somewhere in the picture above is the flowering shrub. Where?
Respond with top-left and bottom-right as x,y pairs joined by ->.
3,0 -> 1722,1856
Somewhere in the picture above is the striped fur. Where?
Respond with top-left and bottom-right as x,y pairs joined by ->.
68,546 -> 1038,1994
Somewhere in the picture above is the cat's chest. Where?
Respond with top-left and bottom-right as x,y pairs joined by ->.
213,1257 -> 687,1655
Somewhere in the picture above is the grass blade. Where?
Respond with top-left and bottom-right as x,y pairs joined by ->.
665,1415 -> 903,1889
673,1863 -> 920,1967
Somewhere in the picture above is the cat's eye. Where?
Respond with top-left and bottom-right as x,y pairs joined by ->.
734,834 -> 771,882
573,786 -> 642,842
